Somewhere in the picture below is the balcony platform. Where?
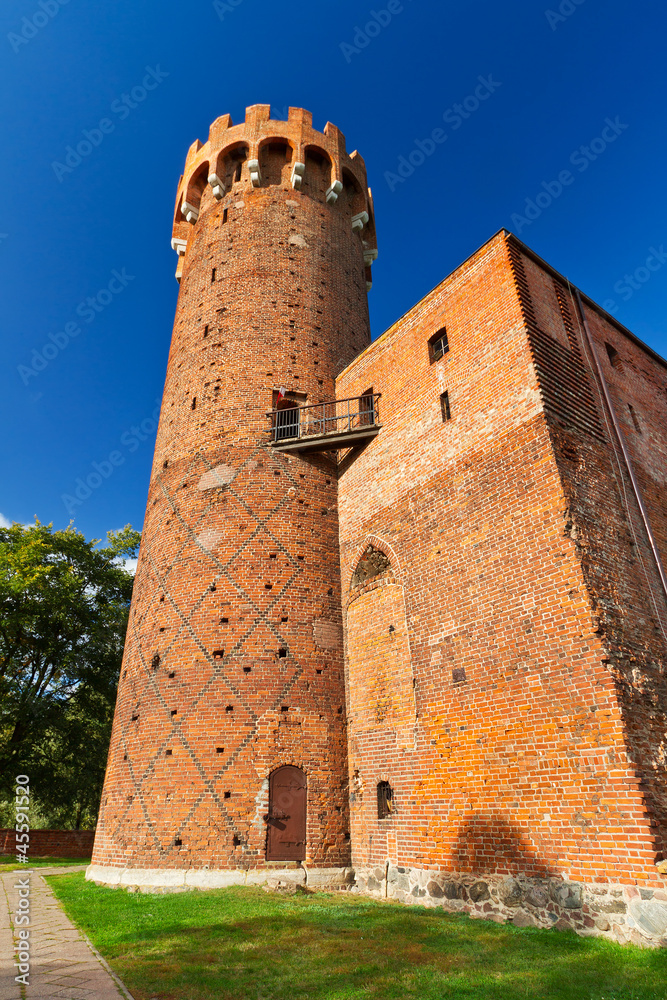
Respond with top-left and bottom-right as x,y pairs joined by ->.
267,393 -> 381,454
271,424 -> 381,453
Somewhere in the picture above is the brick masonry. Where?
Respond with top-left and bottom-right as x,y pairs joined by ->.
92,106 -> 376,873
91,106 -> 667,945
337,229 -> 667,945
0,829 -> 94,858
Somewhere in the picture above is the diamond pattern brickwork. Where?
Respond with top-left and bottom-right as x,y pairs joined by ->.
93,106 -> 373,872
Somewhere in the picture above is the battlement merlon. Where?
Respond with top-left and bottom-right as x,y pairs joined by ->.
171,105 -> 377,265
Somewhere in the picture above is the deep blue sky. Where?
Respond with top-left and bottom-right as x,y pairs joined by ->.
2,0 -> 666,544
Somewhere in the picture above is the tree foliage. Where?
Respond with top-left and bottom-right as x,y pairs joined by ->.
0,521 -> 140,828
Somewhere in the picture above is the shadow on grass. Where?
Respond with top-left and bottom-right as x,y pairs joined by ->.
48,874 -> 667,1000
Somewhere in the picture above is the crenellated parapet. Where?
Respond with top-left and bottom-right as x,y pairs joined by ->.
171,104 -> 378,287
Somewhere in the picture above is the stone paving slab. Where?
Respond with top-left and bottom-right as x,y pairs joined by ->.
0,868 -> 135,1000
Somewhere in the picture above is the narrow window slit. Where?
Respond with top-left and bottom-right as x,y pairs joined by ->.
628,404 -> 642,433
440,391 -> 451,422
377,781 -> 393,819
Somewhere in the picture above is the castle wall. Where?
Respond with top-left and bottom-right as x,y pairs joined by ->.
336,231 -> 667,942
92,107 -> 375,873
509,239 -> 667,859
88,100 -> 667,940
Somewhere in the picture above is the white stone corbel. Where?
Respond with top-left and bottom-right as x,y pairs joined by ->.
325,180 -> 343,204
366,279 -> 373,292
248,159 -> 262,187
291,161 -> 305,189
208,173 -> 225,200
351,211 -> 369,232
363,248 -> 379,267
181,201 -> 199,224
171,238 -> 187,256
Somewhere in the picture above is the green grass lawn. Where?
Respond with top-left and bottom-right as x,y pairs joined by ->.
47,873 -> 667,1000
0,855 -> 90,870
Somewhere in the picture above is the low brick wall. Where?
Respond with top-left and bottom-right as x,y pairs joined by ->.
0,828 -> 95,858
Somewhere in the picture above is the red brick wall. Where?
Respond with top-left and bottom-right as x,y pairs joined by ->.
0,829 -> 94,858
93,106 -> 375,871
510,239 -> 667,860
337,230 -> 666,888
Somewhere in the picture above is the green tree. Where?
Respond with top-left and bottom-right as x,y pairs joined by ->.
0,521 -> 140,828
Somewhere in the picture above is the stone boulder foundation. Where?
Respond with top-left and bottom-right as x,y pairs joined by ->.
353,866 -> 667,949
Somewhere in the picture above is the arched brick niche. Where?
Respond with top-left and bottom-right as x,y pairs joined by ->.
344,535 -> 401,599
344,538 -> 415,869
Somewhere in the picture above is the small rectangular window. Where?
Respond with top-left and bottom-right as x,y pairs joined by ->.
628,404 -> 642,434
235,162 -> 242,183
440,391 -> 451,422
429,327 -> 449,363
223,208 -> 229,224
211,268 -> 216,283
605,342 -> 624,373
377,781 -> 393,820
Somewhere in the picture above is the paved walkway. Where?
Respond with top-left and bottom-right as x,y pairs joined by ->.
0,867 -> 134,1000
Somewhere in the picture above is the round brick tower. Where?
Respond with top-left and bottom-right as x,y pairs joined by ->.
89,105 -> 377,886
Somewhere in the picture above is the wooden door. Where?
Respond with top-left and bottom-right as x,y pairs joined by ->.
266,766 -> 306,861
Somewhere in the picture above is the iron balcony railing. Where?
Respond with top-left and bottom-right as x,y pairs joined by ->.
267,393 -> 381,450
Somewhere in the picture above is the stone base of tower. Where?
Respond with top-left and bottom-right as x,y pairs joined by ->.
352,865 -> 667,948
85,863 -> 355,893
